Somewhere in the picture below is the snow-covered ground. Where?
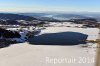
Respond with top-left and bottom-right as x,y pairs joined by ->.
47,22 -> 83,27
40,27 -> 99,41
0,42 -> 96,66
0,22 -> 99,66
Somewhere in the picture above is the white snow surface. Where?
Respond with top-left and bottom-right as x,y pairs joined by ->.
40,27 -> 99,41
48,22 -> 83,27
0,42 -> 96,66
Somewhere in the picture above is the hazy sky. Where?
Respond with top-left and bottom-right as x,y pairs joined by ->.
0,0 -> 100,12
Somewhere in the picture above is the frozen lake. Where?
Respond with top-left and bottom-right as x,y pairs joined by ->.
28,27 -> 99,45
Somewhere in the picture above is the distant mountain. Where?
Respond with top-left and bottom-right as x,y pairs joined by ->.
19,13 -> 49,18
53,14 -> 88,21
0,13 -> 36,20
19,13 -> 59,21
19,13 -> 90,21
19,12 -> 100,22
35,17 -> 60,22
79,13 -> 100,22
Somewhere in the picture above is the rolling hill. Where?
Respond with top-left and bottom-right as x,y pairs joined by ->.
0,13 -> 36,21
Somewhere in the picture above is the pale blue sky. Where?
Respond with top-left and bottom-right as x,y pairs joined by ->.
0,0 -> 100,12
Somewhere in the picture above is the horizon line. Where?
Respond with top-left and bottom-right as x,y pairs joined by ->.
0,11 -> 100,13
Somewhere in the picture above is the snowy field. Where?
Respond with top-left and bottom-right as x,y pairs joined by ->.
48,22 -> 83,27
40,27 -> 99,41
0,42 -> 96,66
0,23 -> 99,66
